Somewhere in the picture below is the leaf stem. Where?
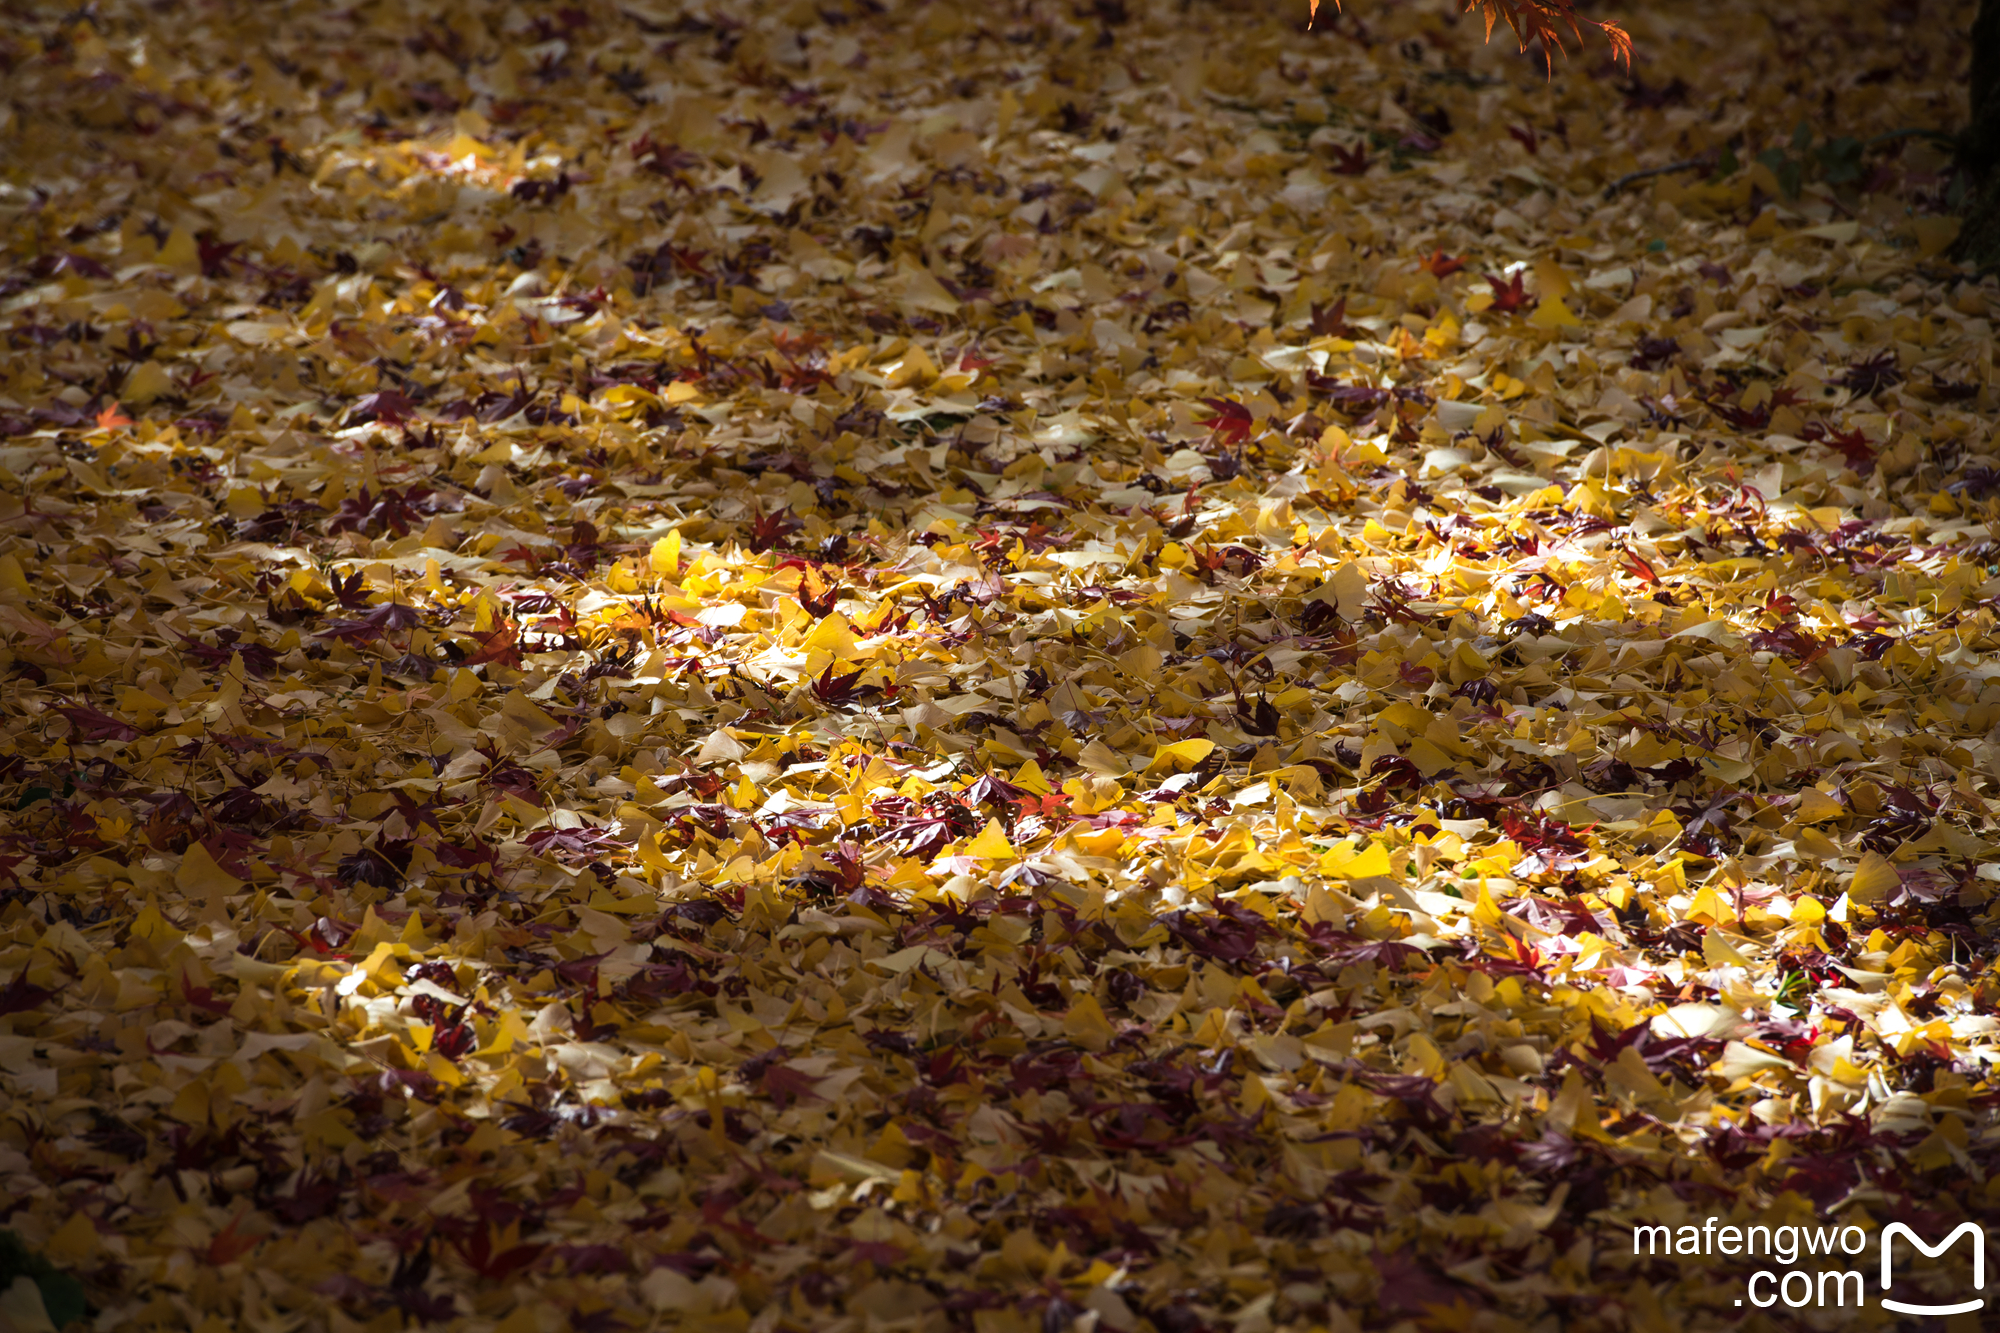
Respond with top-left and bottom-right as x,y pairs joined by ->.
1601,159 -> 1706,199
1604,128 -> 1959,199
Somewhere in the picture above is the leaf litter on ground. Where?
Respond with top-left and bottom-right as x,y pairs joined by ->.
0,0 -> 1996,1330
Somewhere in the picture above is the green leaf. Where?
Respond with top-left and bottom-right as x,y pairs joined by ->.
0,1231 -> 88,1330
1816,136 -> 1862,185
1756,147 -> 1801,199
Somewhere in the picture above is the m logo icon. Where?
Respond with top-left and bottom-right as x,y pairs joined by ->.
1881,1222 -> 1985,1316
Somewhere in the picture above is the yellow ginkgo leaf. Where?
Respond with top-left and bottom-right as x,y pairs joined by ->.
650,530 -> 682,577
1320,841 -> 1393,880
963,818 -> 1015,859
174,841 -> 243,897
1061,993 -> 1115,1052
1527,295 -> 1582,329
1149,738 -> 1215,772
1848,851 -> 1900,903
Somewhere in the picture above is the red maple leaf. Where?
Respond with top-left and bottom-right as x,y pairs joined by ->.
1802,421 -> 1876,470
0,973 -> 53,1017
94,401 -> 133,432
448,1226 -> 544,1280
1308,298 -> 1357,338
331,570 -> 373,607
797,566 -> 843,618
1198,398 -> 1254,447
182,975 -> 234,1017
206,1209 -> 262,1265
1327,143 -> 1370,175
196,235 -> 241,279
1483,272 -> 1531,314
772,325 -> 827,358
1749,624 -> 1827,668
461,621 -> 522,668
762,1063 -> 824,1107
747,507 -> 803,554
52,702 -> 141,742
810,663 -> 868,707
1621,552 -> 1660,585
349,390 -> 416,425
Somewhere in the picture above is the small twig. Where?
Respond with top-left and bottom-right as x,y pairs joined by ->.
1859,127 -> 1959,149
1602,159 -> 1705,199
1602,128 -> 1959,201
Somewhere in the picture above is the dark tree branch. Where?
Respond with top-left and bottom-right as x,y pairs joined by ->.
1958,0 -> 2000,268
1970,0 -> 2000,179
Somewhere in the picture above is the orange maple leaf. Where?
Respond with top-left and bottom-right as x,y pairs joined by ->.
1309,1 -> 1629,73
94,401 -> 133,431
461,620 -> 522,668
206,1208 -> 262,1265
1419,250 -> 1467,278
1464,0 -> 1630,73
